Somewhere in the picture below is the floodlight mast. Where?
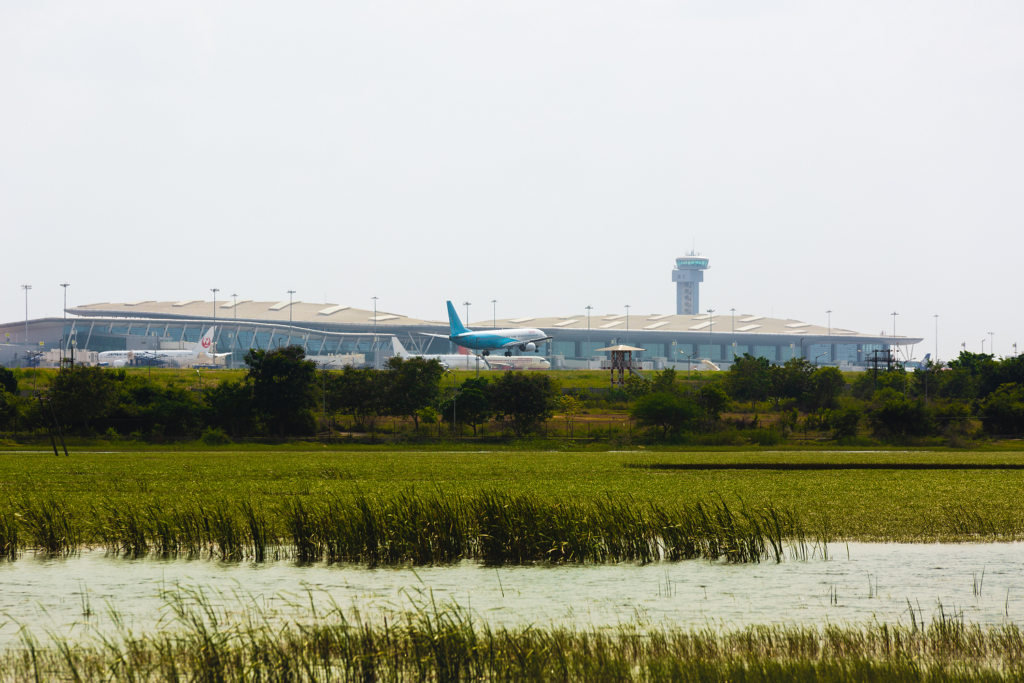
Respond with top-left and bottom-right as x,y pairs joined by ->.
707,309 -> 715,363
585,305 -> 593,370
211,288 -> 219,356
60,283 -> 70,365
21,285 -> 31,344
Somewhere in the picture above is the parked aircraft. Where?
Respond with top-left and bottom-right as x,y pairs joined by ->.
392,337 -> 490,370
98,327 -> 230,367
423,301 -> 551,357
485,356 -> 551,371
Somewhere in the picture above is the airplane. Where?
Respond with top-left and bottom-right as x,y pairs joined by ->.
485,355 -> 551,371
391,336 -> 491,370
423,301 -> 551,357
98,327 -> 230,368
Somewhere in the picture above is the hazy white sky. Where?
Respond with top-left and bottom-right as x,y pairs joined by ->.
2,1 -> 1022,359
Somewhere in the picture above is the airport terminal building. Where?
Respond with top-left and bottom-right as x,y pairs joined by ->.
1,295 -> 922,369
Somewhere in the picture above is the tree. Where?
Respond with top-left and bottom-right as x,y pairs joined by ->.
650,368 -> 679,395
623,373 -> 650,399
48,365 -> 118,433
327,366 -> 385,431
723,354 -> 771,404
0,367 -> 17,395
630,392 -> 700,439
827,405 -> 861,439
440,376 -> 493,436
490,372 -> 558,437
769,357 -> 814,405
383,356 -> 446,430
204,379 -> 258,436
100,374 -> 203,436
697,384 -> 731,424
867,389 -> 933,439
804,366 -> 846,412
244,346 -> 317,436
556,394 -> 582,436
979,384 -> 1024,435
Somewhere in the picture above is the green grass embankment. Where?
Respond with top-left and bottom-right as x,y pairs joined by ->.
1,449 -> 1022,543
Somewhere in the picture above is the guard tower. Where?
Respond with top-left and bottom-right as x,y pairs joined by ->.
597,344 -> 645,387
672,253 -> 709,315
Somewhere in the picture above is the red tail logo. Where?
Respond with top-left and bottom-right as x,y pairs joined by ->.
201,337 -> 212,349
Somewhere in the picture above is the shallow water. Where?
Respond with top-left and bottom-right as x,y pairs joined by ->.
1,543 -> 1022,644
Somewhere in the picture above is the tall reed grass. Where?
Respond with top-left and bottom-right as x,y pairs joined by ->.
1,589 -> 1021,682
0,491 -> 970,566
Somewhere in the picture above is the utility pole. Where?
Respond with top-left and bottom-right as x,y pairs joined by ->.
585,305 -> 593,370
60,283 -> 70,366
21,285 -> 31,344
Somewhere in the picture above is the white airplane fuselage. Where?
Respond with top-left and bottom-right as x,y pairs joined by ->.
97,326 -> 224,367
485,356 -> 552,371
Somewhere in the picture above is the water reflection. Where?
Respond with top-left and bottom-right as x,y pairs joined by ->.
0,543 -> 1021,644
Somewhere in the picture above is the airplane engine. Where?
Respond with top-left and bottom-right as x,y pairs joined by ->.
519,342 -> 536,352
112,360 -> 128,368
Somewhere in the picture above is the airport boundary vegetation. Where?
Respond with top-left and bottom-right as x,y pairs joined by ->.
0,348 -> 1022,446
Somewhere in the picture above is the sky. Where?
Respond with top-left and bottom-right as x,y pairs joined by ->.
1,0 -> 1022,360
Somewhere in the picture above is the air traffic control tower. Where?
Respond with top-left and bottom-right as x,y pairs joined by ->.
672,254 -> 709,315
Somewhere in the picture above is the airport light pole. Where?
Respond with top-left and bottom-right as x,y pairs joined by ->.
463,301 -> 471,326
625,304 -> 630,345
491,300 -> 497,328
686,351 -> 698,379
372,296 -> 378,366
891,312 -> 898,360
585,305 -> 593,370
60,283 -> 70,365
21,285 -> 31,344
230,293 -> 239,369
730,308 -> 736,361
815,352 -> 827,366
989,332 -> 995,358
934,314 -> 939,361
211,288 -> 219,356
707,309 -> 715,362
826,309 -> 832,365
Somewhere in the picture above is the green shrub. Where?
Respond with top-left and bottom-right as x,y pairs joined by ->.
200,426 -> 231,446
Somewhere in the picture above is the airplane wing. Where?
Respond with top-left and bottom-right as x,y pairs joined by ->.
497,336 -> 552,349
213,352 -> 233,358
420,333 -> 451,339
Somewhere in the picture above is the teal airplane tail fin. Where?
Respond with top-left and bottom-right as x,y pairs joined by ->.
446,301 -> 470,336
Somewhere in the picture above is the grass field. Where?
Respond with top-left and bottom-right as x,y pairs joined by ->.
2,449 -> 1022,543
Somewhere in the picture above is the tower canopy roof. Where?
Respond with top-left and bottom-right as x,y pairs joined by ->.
595,345 -> 645,352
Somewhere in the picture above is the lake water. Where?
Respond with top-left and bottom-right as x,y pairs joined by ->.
1,543 -> 1022,644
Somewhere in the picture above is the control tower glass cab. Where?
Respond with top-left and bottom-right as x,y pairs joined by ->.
672,255 -> 709,315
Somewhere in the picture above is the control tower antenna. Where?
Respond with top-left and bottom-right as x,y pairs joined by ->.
672,252 -> 709,315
